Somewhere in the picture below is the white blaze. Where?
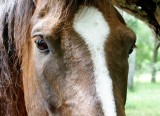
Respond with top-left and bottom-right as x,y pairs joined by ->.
73,6 -> 117,116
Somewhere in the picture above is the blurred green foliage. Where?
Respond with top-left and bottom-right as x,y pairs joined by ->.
126,82 -> 160,116
123,13 -> 160,75
121,12 -> 160,116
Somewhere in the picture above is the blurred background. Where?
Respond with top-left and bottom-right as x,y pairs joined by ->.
121,12 -> 160,116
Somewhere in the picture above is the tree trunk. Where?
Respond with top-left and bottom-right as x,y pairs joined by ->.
112,0 -> 160,37
151,38 -> 159,83
128,50 -> 136,90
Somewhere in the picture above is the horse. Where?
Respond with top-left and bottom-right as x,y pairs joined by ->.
0,0 -> 136,116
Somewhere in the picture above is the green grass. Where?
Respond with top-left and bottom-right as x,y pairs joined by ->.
126,82 -> 160,116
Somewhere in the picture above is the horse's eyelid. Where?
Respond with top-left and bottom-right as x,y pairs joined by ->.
32,35 -> 45,40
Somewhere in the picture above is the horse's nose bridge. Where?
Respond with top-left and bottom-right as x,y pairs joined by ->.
72,6 -> 117,116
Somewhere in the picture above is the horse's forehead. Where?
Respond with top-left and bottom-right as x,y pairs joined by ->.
35,0 -> 48,6
31,1 -> 62,37
73,6 -> 117,116
32,1 -> 123,33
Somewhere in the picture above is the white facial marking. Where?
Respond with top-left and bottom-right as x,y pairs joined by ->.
73,6 -> 117,116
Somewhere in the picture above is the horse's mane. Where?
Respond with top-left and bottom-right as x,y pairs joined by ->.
0,0 -> 35,115
0,0 -> 107,115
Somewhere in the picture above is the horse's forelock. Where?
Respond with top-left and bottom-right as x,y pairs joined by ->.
44,0 -> 109,21
0,0 -> 35,115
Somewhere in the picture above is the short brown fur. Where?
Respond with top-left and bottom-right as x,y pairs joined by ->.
0,0 -> 136,116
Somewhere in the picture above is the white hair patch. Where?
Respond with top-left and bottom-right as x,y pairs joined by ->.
73,6 -> 117,116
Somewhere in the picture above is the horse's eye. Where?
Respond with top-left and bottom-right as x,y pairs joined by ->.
129,43 -> 136,55
129,48 -> 133,54
34,36 -> 49,52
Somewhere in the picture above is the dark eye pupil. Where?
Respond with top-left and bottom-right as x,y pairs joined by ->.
129,48 -> 133,54
35,39 -> 48,50
129,43 -> 136,55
